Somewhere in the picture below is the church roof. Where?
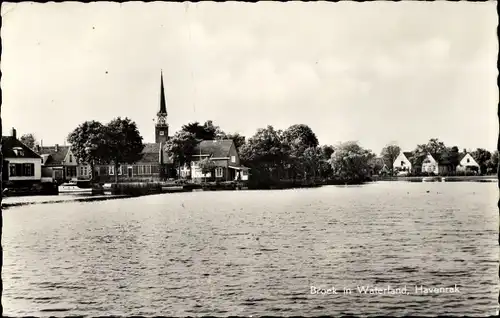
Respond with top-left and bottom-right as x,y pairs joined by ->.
139,142 -> 173,164
158,71 -> 167,115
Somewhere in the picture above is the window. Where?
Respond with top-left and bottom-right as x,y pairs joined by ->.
69,155 -> 73,163
80,166 -> 88,176
401,161 -> 405,166
159,131 -> 164,136
231,156 -> 236,163
138,165 -> 144,175
80,166 -> 89,176
109,165 -> 115,175
145,165 -> 151,175
118,166 -> 122,175
8,163 -> 34,177
67,167 -> 77,177
466,158 -> 470,163
215,167 -> 223,178
24,164 -> 34,176
13,147 -> 24,157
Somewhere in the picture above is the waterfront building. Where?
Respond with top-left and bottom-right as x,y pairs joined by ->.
95,71 -> 174,182
394,150 -> 481,175
1,128 -> 43,188
36,144 -> 90,183
180,139 -> 250,182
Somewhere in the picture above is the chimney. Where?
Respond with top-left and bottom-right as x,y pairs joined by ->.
11,127 -> 16,139
55,144 -> 59,152
36,145 -> 41,153
463,148 -> 467,154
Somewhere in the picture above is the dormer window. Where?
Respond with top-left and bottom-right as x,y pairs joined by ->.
13,147 -> 24,157
159,131 -> 164,136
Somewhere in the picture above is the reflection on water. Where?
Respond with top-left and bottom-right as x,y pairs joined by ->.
2,182 -> 498,316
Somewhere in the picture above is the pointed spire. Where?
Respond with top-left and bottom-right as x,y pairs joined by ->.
159,70 -> 167,115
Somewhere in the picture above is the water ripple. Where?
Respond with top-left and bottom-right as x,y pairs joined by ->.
2,182 -> 498,316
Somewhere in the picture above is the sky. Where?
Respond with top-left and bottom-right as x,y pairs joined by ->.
1,1 -> 498,154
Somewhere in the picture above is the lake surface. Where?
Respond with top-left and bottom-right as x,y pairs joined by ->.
2,182 -> 499,316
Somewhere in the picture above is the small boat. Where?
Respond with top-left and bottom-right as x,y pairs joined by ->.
422,176 -> 440,182
58,182 -> 93,194
161,186 -> 184,193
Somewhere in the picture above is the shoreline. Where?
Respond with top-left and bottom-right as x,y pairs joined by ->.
2,194 -> 132,209
2,177 -> 497,209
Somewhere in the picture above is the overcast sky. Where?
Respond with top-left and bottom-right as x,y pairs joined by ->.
1,1 -> 498,153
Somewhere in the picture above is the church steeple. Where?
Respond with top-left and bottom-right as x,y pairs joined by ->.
155,70 -> 169,144
158,70 -> 167,116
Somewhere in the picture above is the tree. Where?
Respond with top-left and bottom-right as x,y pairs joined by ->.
380,143 -> 401,176
164,130 -> 198,177
181,120 -> 223,140
302,146 -> 323,180
20,133 -> 38,150
440,146 -> 460,173
320,145 -> 335,161
240,125 -> 289,183
486,150 -> 498,174
282,124 -> 319,181
67,121 -> 108,182
104,117 -> 144,184
426,138 -> 447,157
410,139 -> 447,170
369,157 -> 386,176
282,124 -> 319,149
471,148 -> 492,175
198,157 -> 215,182
329,141 -> 375,183
318,145 -> 335,179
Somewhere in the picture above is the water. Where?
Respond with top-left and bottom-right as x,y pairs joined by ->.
2,182 -> 499,316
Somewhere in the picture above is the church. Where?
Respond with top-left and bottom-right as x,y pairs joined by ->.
93,71 -> 249,183
94,72 -> 174,182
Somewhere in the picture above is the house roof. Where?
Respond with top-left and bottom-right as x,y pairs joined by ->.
402,152 -> 413,159
194,139 -> 234,158
458,153 -> 467,162
1,136 -> 41,159
37,145 -> 70,165
138,142 -> 173,164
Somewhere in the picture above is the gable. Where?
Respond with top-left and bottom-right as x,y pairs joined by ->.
422,154 -> 437,165
460,153 -> 479,166
395,152 -> 412,165
62,148 -> 77,165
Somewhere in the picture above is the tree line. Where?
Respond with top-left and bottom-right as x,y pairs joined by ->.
18,119 -> 499,185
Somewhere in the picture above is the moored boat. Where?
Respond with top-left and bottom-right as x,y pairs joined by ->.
422,176 -> 441,182
58,182 -> 93,195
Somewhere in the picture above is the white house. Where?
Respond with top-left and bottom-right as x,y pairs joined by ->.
2,128 -> 43,186
456,152 -> 480,173
393,152 -> 413,174
421,153 -> 440,175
